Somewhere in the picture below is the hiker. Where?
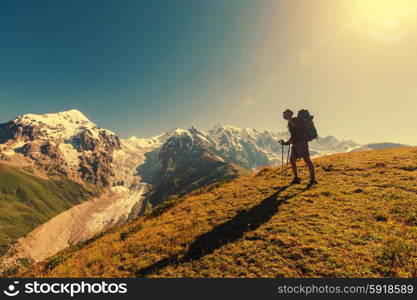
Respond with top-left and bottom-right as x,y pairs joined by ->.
279,109 -> 317,187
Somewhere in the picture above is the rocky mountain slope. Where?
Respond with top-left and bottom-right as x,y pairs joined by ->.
0,109 -> 120,186
20,147 -> 417,278
141,127 -> 249,206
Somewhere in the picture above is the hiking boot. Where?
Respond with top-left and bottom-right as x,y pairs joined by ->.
290,177 -> 301,185
307,179 -> 318,188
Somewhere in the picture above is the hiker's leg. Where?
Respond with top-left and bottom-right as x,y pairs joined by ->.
290,157 -> 299,178
303,156 -> 315,180
289,144 -> 300,179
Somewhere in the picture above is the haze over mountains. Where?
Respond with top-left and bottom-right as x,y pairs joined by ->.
0,109 -> 408,275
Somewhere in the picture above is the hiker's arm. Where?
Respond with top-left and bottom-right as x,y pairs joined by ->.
280,139 -> 292,145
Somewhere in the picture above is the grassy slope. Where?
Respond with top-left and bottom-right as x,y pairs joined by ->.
0,164 -> 96,254
22,147 -> 417,278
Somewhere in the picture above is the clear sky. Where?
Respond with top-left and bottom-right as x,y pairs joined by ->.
0,0 -> 416,144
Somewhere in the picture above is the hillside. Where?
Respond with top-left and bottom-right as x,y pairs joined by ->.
21,147 -> 417,278
0,164 -> 96,256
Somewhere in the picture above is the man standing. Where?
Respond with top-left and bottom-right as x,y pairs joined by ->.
280,109 -> 317,188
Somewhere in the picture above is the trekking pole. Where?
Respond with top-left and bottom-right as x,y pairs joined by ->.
281,143 -> 285,186
283,144 -> 291,186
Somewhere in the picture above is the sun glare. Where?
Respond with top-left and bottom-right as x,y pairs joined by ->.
356,0 -> 416,23
354,0 -> 417,42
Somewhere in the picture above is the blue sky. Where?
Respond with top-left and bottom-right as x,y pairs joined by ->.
1,0 -> 416,144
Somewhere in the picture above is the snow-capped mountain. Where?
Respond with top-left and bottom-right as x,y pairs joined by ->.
160,127 -> 220,162
206,125 -> 360,169
112,130 -> 176,188
0,109 -> 120,186
208,125 -> 273,169
111,124 -> 366,205
142,126 -> 243,206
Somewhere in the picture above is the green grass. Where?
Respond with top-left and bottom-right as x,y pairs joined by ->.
0,164 -> 96,255
20,147 -> 417,278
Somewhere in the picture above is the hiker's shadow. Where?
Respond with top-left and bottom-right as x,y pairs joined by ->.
136,185 -> 301,277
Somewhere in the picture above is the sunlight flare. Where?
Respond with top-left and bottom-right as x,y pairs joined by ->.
355,0 -> 416,42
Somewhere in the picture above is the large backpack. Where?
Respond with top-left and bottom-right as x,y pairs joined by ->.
298,109 -> 318,141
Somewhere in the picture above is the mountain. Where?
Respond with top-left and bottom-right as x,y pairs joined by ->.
0,119 -> 250,276
208,126 -> 277,169
112,130 -> 175,189
0,110 -> 363,192
350,142 -> 408,152
20,147 -> 417,278
0,109 -> 120,186
207,125 -> 361,169
140,127 -> 249,206
0,110 -> 136,275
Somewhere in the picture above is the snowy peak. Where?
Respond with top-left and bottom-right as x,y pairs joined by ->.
11,109 -> 115,141
121,127 -> 201,150
207,125 -> 281,169
0,109 -> 120,186
209,125 -> 244,137
15,109 -> 92,127
169,127 -> 191,137
168,126 -> 207,138
54,109 -> 91,123
208,125 -> 283,143
164,127 -> 214,149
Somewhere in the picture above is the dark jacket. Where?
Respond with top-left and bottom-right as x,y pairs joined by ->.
288,117 -> 308,143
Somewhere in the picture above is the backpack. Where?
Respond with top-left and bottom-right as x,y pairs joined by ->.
297,109 -> 318,141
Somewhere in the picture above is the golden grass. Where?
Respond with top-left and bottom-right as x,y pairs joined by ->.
21,147 -> 417,278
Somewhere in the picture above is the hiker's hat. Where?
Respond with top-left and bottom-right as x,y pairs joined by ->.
283,109 -> 293,117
